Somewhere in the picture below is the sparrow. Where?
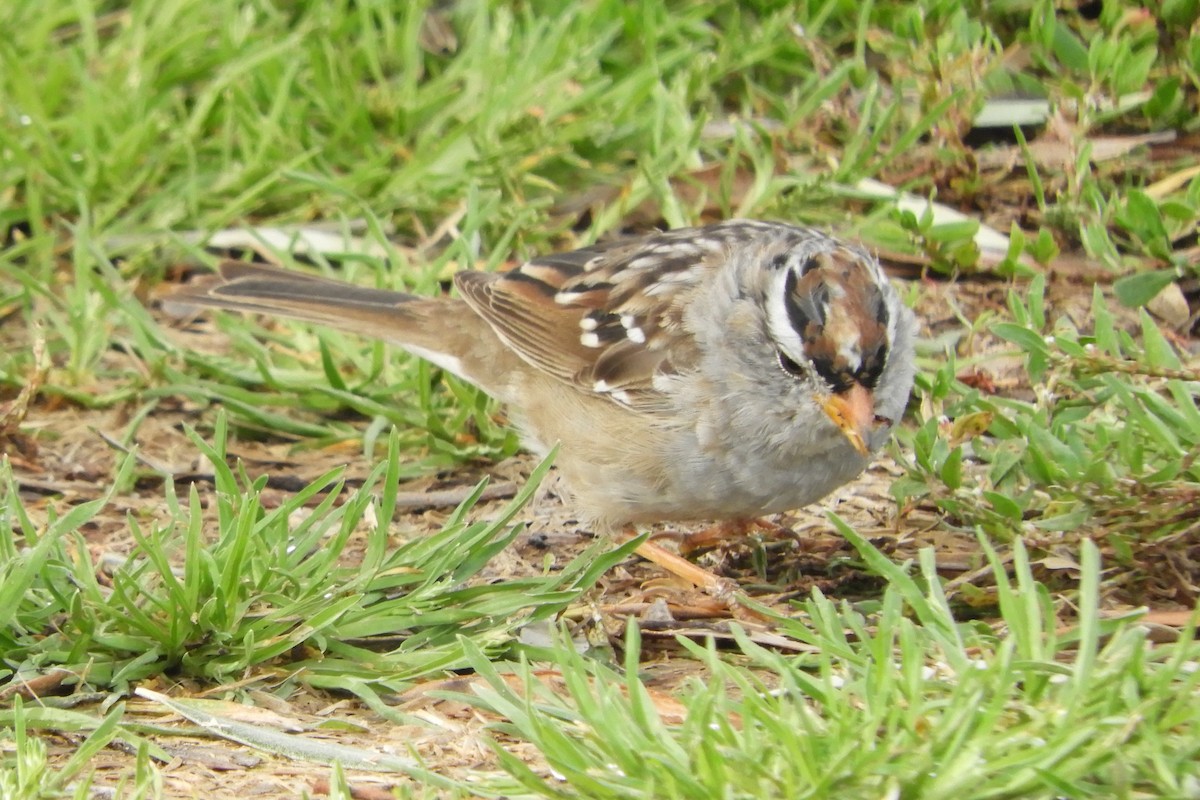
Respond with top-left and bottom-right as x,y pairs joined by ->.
169,220 -> 916,588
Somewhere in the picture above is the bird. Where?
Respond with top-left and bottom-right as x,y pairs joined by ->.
168,220 -> 917,590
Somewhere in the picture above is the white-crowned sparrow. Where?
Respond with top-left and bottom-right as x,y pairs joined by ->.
170,220 -> 916,547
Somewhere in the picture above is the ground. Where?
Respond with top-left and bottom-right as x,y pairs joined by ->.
2,3 -> 1199,798
9,252 -> 1194,797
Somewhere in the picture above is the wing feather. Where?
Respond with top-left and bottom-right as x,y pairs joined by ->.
454,221 -> 786,408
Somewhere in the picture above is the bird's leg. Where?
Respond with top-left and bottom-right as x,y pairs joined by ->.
671,518 -> 791,557
622,528 -> 738,601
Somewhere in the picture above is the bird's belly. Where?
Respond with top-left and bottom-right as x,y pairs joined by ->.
551,424 -> 869,527
506,377 -> 870,528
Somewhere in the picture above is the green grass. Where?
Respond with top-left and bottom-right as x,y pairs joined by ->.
2,1 -> 1199,798
1,425 -> 625,693
463,539 -> 1200,799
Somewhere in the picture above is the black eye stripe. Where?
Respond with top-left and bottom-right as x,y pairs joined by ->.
859,285 -> 890,390
784,270 -> 827,335
793,344 -> 889,393
771,252 -> 821,274
857,342 -> 888,389
869,284 -> 889,329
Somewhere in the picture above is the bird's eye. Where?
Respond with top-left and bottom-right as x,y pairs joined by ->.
777,351 -> 806,378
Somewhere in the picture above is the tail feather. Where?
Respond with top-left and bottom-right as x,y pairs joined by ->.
165,260 -> 516,391
166,261 -> 423,332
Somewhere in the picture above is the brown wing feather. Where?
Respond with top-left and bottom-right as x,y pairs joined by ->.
452,224 -> 762,406
453,271 -> 598,383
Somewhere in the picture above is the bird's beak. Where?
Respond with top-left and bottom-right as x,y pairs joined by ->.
821,384 -> 875,457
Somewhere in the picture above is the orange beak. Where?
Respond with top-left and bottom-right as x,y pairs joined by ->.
821,384 -> 875,457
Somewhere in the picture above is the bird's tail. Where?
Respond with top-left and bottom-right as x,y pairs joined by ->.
165,261 -> 426,333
